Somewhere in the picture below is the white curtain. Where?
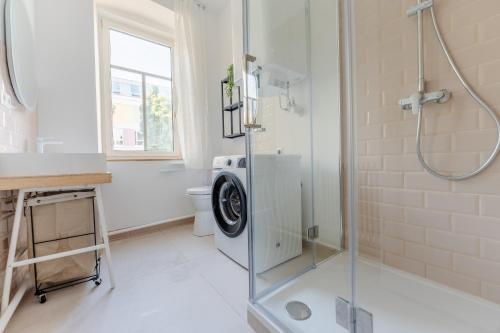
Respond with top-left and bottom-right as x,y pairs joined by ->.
174,0 -> 210,169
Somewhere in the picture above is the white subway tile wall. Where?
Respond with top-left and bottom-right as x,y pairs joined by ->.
0,40 -> 36,304
355,0 -> 500,304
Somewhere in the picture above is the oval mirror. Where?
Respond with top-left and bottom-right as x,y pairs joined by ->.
5,0 -> 37,111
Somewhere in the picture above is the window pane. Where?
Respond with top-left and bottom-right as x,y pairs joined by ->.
110,30 -> 171,78
145,76 -> 174,152
111,68 -> 144,151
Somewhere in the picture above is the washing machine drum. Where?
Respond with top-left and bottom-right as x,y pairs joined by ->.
212,172 -> 247,238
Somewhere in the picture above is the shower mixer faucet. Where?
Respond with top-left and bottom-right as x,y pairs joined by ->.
400,0 -> 451,115
399,89 -> 451,115
399,0 -> 500,181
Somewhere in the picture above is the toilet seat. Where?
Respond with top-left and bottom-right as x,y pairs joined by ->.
187,186 -> 211,196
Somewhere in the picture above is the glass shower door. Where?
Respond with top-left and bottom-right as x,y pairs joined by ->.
243,0 -> 316,301
244,0 -> 347,331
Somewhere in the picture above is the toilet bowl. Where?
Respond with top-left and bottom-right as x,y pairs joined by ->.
186,186 -> 214,237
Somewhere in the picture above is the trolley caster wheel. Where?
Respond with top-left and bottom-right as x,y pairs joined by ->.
37,294 -> 47,304
94,279 -> 102,286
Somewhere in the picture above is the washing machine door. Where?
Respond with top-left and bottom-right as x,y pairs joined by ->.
212,172 -> 247,238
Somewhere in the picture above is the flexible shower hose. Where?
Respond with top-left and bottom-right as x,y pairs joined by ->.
415,7 -> 500,181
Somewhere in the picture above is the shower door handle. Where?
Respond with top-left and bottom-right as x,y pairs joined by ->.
243,54 -> 262,129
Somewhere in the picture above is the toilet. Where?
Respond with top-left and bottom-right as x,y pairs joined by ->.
186,186 -> 214,236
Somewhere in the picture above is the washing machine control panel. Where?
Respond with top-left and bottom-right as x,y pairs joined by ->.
213,155 -> 246,169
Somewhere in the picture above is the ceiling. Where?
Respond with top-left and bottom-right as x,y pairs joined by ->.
96,0 -> 230,34
151,0 -> 230,13
96,0 -> 175,29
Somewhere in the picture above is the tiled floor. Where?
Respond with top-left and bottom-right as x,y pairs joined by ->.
256,242 -> 339,297
10,222 -> 498,333
6,223 -> 255,333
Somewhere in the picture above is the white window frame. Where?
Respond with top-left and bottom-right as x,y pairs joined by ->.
98,14 -> 181,161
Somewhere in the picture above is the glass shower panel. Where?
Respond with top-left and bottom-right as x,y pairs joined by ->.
245,0 -> 316,299
351,1 -> 500,332
245,0 -> 346,331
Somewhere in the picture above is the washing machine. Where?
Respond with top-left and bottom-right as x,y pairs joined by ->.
211,154 -> 302,272
212,155 -> 248,268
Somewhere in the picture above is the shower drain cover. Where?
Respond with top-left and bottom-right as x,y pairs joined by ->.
285,301 -> 312,321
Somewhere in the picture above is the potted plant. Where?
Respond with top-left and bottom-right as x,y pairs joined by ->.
226,64 -> 235,100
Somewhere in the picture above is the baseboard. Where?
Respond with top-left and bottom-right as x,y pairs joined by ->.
108,215 -> 195,241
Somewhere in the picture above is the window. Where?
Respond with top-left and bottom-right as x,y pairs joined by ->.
99,17 -> 179,160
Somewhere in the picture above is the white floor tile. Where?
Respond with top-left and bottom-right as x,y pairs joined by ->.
6,226 -> 254,333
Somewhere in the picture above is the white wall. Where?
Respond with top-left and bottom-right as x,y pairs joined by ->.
96,0 -> 212,231
32,0 -> 218,231
31,0 -> 341,240
208,1 -> 245,157
102,162 -> 208,230
0,0 -> 37,153
102,0 -> 247,230
35,0 -> 99,153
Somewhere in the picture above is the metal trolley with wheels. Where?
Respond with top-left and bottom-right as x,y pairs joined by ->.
27,190 -> 104,304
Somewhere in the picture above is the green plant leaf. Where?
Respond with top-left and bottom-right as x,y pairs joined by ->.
226,64 -> 234,99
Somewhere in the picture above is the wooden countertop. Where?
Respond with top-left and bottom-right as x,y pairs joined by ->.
0,173 -> 112,191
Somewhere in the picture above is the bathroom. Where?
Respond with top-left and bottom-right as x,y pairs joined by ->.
0,0 -> 500,332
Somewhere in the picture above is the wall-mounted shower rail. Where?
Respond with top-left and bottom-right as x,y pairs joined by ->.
416,0 -> 425,94
406,0 -> 433,17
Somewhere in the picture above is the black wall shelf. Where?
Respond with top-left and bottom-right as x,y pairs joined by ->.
221,77 -> 245,139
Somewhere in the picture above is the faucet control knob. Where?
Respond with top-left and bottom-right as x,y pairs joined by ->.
399,89 -> 451,115
399,92 -> 422,115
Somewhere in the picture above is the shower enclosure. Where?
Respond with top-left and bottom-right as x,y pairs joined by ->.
243,0 -> 500,332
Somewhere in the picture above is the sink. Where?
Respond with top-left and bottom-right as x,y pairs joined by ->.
0,153 -> 107,178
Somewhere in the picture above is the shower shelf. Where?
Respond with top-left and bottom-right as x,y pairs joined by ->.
221,77 -> 245,139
